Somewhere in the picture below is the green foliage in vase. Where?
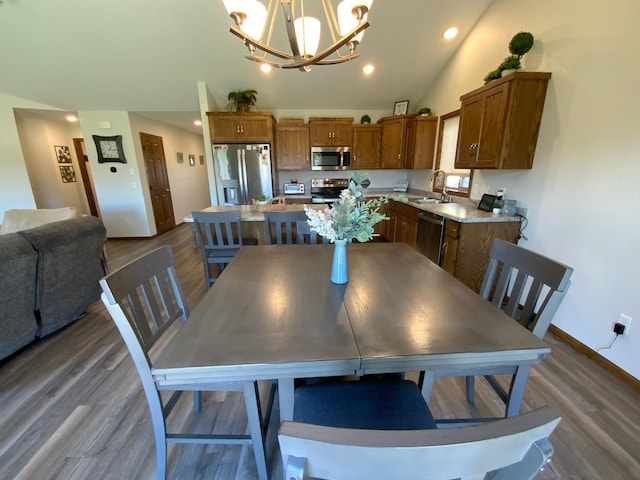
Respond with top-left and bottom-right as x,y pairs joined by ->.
305,172 -> 403,243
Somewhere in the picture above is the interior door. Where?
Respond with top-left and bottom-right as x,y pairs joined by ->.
140,132 -> 175,235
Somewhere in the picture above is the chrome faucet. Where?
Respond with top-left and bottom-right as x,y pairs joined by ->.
441,186 -> 451,203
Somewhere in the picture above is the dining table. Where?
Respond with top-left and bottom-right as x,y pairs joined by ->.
152,242 -> 550,423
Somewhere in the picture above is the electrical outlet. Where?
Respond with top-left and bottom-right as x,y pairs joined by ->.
616,314 -> 632,335
515,207 -> 528,217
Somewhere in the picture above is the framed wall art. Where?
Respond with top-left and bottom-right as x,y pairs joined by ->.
393,100 -> 409,116
54,145 -> 72,163
189,154 -> 196,166
177,152 -> 184,164
92,135 -> 127,163
199,155 -> 204,165
59,165 -> 77,183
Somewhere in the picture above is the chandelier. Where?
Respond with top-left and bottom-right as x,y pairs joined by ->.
222,0 -> 373,72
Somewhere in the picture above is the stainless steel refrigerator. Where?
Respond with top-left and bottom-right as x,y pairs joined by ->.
212,144 -> 273,205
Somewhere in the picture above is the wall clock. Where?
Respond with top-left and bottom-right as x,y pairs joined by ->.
92,135 -> 127,163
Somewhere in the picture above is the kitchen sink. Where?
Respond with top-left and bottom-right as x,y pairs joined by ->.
412,198 -> 441,205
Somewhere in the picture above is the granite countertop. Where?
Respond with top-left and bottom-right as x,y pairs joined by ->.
364,189 -> 520,223
184,191 -> 520,224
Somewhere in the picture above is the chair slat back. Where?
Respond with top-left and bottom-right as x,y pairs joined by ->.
100,246 -> 188,353
193,210 -> 243,250
279,407 -> 560,480
480,239 -> 573,338
296,220 -> 330,244
262,209 -> 330,244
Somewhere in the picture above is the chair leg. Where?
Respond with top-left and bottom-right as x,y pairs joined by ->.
193,391 -> 202,414
243,382 -> 269,480
465,375 -> 475,403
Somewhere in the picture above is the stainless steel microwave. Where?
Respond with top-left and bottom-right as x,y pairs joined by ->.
311,146 -> 351,171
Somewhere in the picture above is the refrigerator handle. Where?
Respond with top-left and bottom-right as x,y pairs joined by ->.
238,149 -> 248,204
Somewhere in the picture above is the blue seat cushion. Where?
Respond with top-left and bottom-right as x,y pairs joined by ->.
293,380 -> 437,430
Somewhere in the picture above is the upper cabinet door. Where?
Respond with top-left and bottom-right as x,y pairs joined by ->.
208,113 -> 274,143
275,125 -> 310,170
309,118 -> 353,146
352,124 -> 381,169
454,72 -> 551,169
379,116 -> 406,169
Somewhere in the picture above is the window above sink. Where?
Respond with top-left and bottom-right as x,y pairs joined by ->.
432,109 -> 473,198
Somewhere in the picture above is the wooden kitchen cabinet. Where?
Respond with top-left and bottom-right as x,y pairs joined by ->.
309,117 -> 353,146
207,112 -> 274,143
275,121 -> 310,170
442,218 -> 521,292
352,124 -> 381,169
455,72 -> 551,169
378,115 -> 409,169
404,116 -> 438,169
386,201 -> 419,248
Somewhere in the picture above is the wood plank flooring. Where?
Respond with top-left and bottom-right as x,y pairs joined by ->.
1,223 -> 638,479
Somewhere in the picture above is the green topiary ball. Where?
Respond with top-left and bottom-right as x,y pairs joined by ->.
509,32 -> 534,58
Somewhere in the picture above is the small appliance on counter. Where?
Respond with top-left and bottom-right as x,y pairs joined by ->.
283,182 -> 305,194
393,180 -> 409,192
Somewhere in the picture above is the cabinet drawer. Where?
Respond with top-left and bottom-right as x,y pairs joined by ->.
444,219 -> 460,238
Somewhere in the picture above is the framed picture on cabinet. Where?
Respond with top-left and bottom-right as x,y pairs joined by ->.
393,100 -> 409,116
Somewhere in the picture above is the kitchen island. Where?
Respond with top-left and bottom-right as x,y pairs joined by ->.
184,203 -> 326,245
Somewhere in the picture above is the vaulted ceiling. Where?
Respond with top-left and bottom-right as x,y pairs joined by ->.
1,0 -> 494,132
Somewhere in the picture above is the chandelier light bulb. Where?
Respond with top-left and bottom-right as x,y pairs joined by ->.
294,16 -> 321,58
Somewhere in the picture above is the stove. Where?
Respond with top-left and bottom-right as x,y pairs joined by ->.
310,178 -> 349,204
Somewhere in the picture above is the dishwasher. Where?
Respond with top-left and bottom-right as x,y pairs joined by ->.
416,211 -> 445,265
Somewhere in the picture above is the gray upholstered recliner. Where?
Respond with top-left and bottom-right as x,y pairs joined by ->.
0,215 -> 107,359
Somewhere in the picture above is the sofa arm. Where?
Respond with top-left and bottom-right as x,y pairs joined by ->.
19,216 -> 107,337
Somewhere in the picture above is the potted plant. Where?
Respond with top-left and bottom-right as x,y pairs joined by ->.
360,114 -> 371,124
484,31 -> 535,83
499,55 -> 521,76
417,107 -> 432,116
227,89 -> 258,112
253,192 -> 269,206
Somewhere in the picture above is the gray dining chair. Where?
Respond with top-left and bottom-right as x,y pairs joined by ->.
100,246 -> 273,480
192,210 -> 258,287
280,379 -> 561,480
263,210 -> 329,245
465,238 -> 574,409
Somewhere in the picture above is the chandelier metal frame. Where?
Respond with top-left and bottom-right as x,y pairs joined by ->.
226,0 -> 371,72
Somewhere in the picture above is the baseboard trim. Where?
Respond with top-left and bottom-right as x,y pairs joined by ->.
549,324 -> 639,392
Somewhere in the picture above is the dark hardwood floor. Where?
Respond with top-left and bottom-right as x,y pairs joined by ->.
1,223 -> 638,479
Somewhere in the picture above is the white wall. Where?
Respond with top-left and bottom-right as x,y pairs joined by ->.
78,111 -> 153,238
15,114 -> 88,213
0,94 -> 53,218
129,114 -> 210,224
416,0 -> 640,378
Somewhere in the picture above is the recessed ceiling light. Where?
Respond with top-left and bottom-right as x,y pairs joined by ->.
443,27 -> 458,40
362,64 -> 375,75
65,114 -> 78,122
193,120 -> 202,126
260,63 -> 272,73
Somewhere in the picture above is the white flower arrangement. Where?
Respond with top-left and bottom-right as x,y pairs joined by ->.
304,172 -> 393,243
